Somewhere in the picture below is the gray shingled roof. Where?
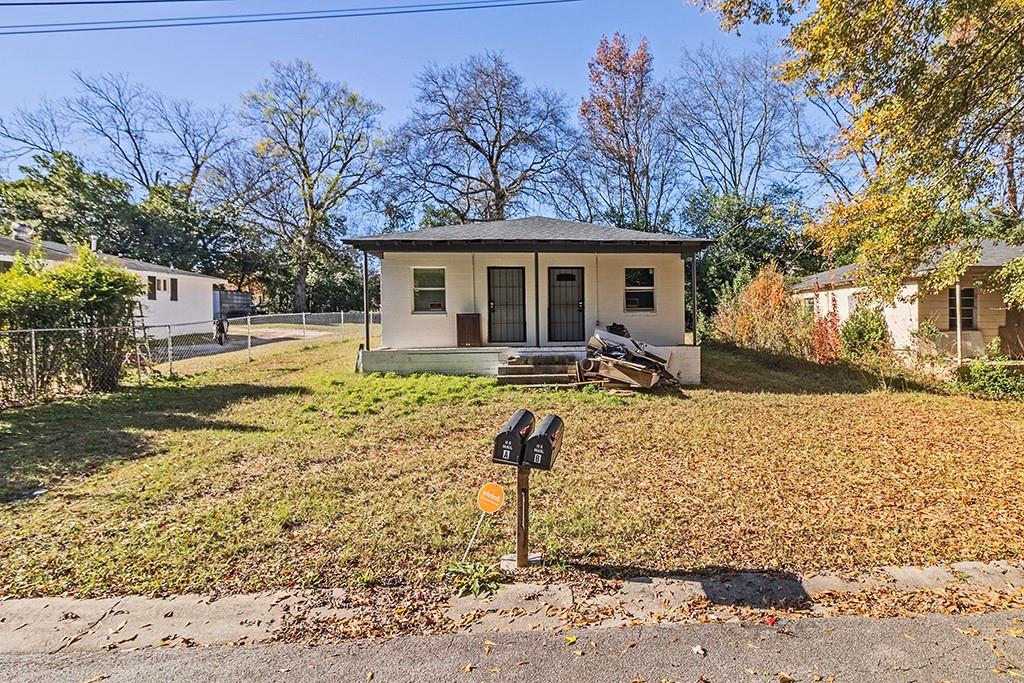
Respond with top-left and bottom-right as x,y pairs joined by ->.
0,236 -> 227,281
790,239 -> 1024,293
344,216 -> 713,254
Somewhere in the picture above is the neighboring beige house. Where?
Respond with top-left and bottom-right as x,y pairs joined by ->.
792,240 -> 1024,360
344,217 -> 713,383
0,232 -> 227,330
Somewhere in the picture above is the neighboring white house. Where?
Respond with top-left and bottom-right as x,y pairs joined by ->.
343,217 -> 713,383
792,240 -> 1024,360
0,233 -> 227,329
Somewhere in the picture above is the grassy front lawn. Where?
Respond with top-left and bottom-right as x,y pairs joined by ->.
1,340 -> 1023,597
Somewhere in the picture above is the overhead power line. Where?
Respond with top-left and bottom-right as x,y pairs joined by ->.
0,0 -> 582,35
0,0 -> 516,30
1,0 -> 242,5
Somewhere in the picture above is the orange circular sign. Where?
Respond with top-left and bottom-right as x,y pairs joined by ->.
477,483 -> 505,514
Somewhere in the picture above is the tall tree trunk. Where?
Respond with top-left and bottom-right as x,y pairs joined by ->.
293,255 -> 309,313
1007,136 -> 1020,216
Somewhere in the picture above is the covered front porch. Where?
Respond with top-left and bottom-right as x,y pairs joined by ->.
358,341 -> 702,385
344,217 -> 712,385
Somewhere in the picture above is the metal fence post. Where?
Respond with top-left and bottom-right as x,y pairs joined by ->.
247,316 -> 252,361
30,329 -> 38,401
166,325 -> 173,376
302,312 -> 307,340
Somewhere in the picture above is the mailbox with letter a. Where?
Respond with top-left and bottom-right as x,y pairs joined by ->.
492,408 -> 536,466
523,415 -> 563,471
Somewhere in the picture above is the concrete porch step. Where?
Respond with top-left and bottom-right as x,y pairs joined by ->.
497,364 -> 573,376
505,354 -> 580,366
497,373 -> 576,385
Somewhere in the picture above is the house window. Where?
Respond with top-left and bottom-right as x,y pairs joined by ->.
147,276 -> 157,300
624,268 -> 655,311
948,287 -> 976,330
413,268 -> 446,312
170,278 -> 178,302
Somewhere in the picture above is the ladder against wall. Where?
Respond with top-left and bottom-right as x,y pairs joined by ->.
129,301 -> 153,383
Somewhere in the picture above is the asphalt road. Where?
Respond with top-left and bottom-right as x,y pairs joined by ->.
3,610 -> 1023,683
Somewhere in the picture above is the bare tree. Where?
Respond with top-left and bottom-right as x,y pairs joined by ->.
576,33 -> 681,231
229,60 -> 382,312
790,91 -> 885,204
668,43 -> 793,203
0,98 -> 70,165
66,72 -> 163,190
544,131 -> 604,224
154,99 -> 236,199
387,52 -> 567,223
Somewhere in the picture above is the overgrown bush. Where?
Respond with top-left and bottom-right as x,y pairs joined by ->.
712,264 -> 815,359
840,307 -> 892,360
809,297 -> 842,364
954,342 -> 1024,400
0,244 -> 142,401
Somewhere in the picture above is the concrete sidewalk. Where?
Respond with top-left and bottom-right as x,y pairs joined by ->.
4,609 -> 1024,682
1,560 -> 1022,656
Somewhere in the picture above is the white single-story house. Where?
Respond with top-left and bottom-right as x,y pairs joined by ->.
343,216 -> 713,384
792,240 -> 1024,360
0,232 -> 227,330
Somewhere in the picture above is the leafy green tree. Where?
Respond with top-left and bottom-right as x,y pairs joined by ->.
0,153 -> 258,287
306,251 -> 379,313
0,152 -> 135,249
698,0 -> 1024,305
685,185 -> 827,315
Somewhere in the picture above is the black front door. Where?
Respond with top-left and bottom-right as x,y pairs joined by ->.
548,267 -> 585,342
488,267 -> 527,343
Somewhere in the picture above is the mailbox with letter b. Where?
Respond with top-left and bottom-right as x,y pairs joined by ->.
492,408 -> 536,466
489,409 -> 565,570
524,415 -> 563,471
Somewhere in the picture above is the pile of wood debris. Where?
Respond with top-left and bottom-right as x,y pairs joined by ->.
573,327 -> 688,390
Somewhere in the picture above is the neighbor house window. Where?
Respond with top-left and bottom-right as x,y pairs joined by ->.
170,278 -> 178,302
948,287 -> 976,330
624,268 -> 655,311
147,276 -> 157,300
413,268 -> 446,312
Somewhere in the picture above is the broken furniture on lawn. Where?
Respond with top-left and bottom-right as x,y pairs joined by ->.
574,326 -> 689,391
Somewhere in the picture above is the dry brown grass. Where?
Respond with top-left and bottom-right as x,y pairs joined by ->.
1,340 -> 1022,598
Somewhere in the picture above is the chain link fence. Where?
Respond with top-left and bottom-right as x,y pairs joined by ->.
1,311 -> 380,409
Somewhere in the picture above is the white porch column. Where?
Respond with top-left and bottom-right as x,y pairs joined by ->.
955,279 -> 964,364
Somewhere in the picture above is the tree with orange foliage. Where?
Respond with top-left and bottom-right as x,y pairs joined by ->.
576,34 -> 681,232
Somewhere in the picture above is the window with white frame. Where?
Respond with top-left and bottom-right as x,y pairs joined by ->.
413,268 -> 446,312
624,268 -> 655,311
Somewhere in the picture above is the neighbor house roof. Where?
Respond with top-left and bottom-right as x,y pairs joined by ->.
343,216 -> 713,255
0,235 -> 227,282
790,239 -> 1024,293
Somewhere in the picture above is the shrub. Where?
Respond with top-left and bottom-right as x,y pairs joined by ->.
712,264 -> 814,358
49,248 -> 143,391
0,243 -> 143,398
810,297 -> 842,364
840,307 -> 892,360
954,342 -> 1024,400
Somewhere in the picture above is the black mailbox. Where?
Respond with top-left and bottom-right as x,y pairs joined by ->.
523,414 -> 563,471
493,408 -> 536,466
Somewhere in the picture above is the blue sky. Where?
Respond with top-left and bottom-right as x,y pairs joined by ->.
0,0 -> 782,126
